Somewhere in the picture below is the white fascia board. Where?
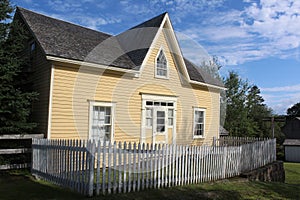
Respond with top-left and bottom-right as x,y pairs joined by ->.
189,80 -> 226,90
46,55 -> 140,76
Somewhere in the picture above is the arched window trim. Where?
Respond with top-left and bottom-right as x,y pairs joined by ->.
155,48 -> 169,79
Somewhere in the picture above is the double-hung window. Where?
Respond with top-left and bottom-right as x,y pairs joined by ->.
193,108 -> 206,138
89,102 -> 115,142
155,50 -> 168,78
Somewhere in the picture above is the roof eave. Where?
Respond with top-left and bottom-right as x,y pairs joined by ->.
189,80 -> 226,90
46,55 -> 140,76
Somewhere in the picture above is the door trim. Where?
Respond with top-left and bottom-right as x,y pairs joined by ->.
141,94 -> 177,144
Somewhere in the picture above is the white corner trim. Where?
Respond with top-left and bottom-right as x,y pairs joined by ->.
46,55 -> 140,75
47,65 -> 54,139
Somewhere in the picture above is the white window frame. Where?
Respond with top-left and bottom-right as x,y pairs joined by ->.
155,48 -> 169,79
193,107 -> 206,139
89,101 -> 115,143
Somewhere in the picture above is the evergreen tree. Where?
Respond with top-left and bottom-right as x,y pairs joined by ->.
224,71 -> 253,136
224,71 -> 274,137
0,0 -> 38,134
287,102 -> 300,118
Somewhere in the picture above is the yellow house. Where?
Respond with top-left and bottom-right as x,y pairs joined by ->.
16,7 -> 224,146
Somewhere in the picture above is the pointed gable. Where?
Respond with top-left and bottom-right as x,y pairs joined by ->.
116,13 -> 167,67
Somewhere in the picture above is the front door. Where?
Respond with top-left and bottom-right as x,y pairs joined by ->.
152,107 -> 167,144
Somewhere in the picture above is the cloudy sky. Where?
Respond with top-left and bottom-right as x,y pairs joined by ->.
11,0 -> 300,114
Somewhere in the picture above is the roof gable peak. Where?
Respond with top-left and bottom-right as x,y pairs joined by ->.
129,12 -> 168,30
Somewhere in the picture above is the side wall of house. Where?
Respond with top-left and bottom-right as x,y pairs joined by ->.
49,28 -> 220,145
29,43 -> 51,136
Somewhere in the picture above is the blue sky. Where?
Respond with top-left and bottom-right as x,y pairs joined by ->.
11,0 -> 300,115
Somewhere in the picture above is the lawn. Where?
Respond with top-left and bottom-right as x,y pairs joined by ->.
0,162 -> 299,200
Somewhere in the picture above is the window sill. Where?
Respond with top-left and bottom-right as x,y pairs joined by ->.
193,135 -> 205,139
155,75 -> 169,80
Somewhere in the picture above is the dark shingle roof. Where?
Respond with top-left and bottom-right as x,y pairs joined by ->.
130,12 -> 167,30
184,58 -> 224,87
116,13 -> 167,66
17,7 -> 135,69
17,7 -> 224,88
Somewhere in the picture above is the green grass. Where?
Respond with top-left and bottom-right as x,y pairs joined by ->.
284,162 -> 300,185
0,163 -> 299,200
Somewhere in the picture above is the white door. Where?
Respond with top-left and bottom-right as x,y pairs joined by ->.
152,107 -> 167,144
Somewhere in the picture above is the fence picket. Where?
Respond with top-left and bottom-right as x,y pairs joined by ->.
157,144 -> 161,189
113,141 -> 117,194
123,142 -> 127,193
132,142 -> 137,192
137,143 -> 141,191
128,142 -> 132,193
118,142 -> 122,193
108,141 -> 112,194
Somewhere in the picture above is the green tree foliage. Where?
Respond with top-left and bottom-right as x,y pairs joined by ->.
287,102 -> 300,118
224,71 -> 275,137
0,0 -> 38,134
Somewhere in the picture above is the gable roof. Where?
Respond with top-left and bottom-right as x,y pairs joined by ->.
16,7 -> 224,88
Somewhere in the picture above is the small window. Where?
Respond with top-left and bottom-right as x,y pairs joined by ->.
156,50 -> 168,78
193,108 -> 205,138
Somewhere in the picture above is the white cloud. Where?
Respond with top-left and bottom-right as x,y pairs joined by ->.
178,0 -> 300,65
262,92 -> 300,114
261,84 -> 300,92
261,83 -> 300,114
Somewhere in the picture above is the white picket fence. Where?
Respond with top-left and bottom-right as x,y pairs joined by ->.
31,138 -> 276,197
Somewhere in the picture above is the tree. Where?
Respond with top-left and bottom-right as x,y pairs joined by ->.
287,102 -> 300,118
223,71 -> 253,136
0,0 -> 38,134
223,71 -> 274,137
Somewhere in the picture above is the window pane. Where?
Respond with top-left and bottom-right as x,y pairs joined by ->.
167,102 -> 174,107
157,118 -> 165,124
146,118 -> 152,126
157,111 -> 165,117
146,108 -> 152,117
197,117 -> 203,123
105,107 -> 111,115
99,110 -> 105,120
157,125 -> 165,132
105,125 -> 111,134
168,118 -> 173,126
146,101 -> 153,105
168,109 -> 173,117
105,116 -> 110,124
